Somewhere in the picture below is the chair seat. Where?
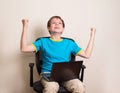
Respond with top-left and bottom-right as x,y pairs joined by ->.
33,80 -> 71,93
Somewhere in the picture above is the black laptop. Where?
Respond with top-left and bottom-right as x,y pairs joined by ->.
41,61 -> 83,82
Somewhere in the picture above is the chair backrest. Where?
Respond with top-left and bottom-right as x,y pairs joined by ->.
35,37 -> 76,75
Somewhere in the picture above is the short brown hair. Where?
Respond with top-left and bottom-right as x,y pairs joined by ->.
47,16 -> 65,28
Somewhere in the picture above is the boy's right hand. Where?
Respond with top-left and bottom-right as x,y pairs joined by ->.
22,19 -> 29,27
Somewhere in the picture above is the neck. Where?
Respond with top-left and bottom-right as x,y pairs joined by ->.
51,34 -> 62,41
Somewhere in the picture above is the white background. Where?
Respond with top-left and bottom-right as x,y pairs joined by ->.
0,0 -> 120,93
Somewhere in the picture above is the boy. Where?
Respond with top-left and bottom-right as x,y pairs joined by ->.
20,16 -> 96,93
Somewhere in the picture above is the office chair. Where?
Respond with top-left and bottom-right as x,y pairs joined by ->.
29,37 -> 86,93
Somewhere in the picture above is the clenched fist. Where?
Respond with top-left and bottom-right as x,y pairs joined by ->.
22,19 -> 29,27
90,27 -> 96,36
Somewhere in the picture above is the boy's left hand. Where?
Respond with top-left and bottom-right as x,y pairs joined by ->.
90,27 -> 96,36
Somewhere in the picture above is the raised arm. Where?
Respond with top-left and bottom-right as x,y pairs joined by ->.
78,27 -> 96,58
20,19 -> 35,52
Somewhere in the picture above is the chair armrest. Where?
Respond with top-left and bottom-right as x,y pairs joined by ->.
29,63 -> 34,87
82,65 -> 86,69
80,65 -> 86,82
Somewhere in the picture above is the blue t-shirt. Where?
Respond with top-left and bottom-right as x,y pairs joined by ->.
32,37 -> 82,72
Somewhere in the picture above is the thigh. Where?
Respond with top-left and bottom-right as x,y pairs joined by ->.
41,77 -> 59,93
41,77 -> 59,88
63,79 -> 85,93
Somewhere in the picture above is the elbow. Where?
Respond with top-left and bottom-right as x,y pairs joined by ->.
84,55 -> 90,59
20,47 -> 27,52
80,54 -> 91,59
84,51 -> 91,59
20,45 -> 24,52
83,53 -> 91,59
80,51 -> 91,59
20,48 -> 25,52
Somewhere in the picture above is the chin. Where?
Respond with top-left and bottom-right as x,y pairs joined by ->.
50,31 -> 63,35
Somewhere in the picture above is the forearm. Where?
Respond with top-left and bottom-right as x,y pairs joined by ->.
20,19 -> 35,52
20,26 -> 28,52
79,28 -> 96,58
84,34 -> 95,58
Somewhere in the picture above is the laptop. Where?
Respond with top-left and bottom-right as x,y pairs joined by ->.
41,61 -> 83,82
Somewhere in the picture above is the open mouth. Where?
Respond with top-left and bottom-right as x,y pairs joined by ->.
54,27 -> 60,29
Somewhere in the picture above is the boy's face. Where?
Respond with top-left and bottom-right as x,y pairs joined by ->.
48,18 -> 64,34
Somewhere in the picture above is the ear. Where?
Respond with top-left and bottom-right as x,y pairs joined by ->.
47,26 -> 50,30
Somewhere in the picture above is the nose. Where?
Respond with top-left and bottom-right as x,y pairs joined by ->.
55,22 -> 59,25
